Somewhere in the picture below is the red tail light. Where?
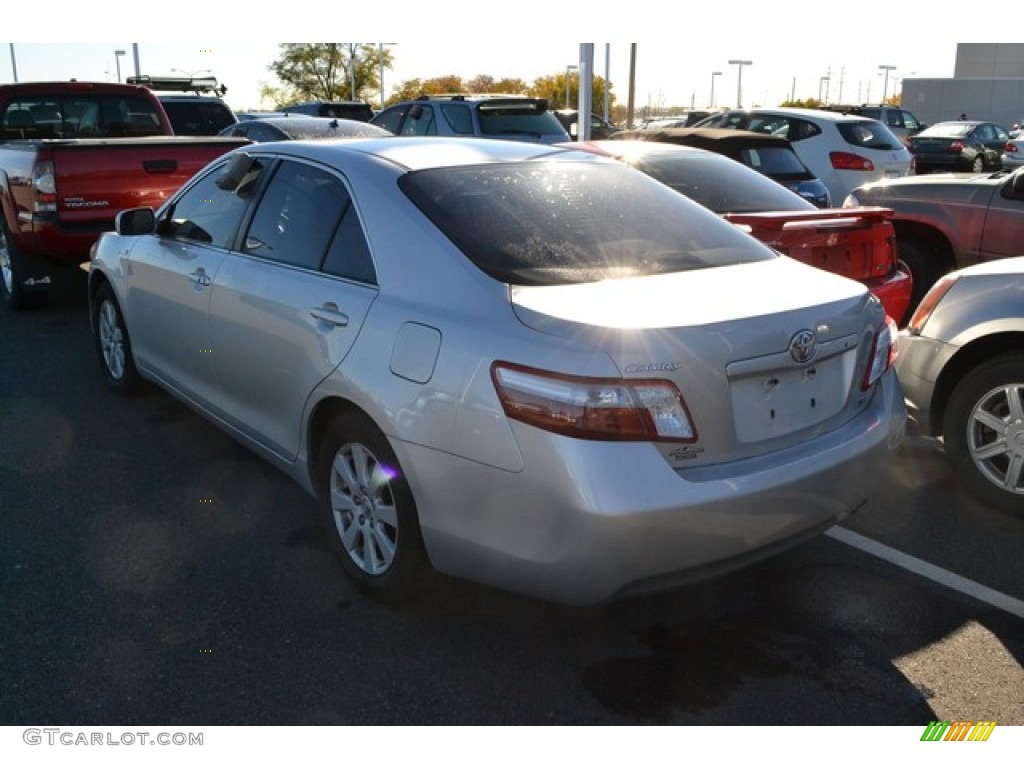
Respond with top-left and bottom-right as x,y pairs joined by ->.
830,151 -> 874,171
861,316 -> 898,391
948,140 -> 964,153
1007,141 -> 1019,153
491,362 -> 697,442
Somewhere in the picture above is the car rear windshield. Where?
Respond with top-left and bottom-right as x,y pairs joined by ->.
836,120 -> 903,150
632,152 -> 815,214
476,103 -> 567,138
400,161 -> 776,285
1,95 -> 164,139
161,100 -> 236,135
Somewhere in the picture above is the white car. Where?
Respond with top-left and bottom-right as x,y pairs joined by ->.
695,107 -> 914,204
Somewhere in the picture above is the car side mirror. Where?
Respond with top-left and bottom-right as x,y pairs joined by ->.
115,207 -> 155,236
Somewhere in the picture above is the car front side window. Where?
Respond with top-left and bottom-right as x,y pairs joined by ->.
161,160 -> 263,247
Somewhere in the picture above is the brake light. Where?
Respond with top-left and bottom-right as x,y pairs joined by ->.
491,362 -> 697,442
861,316 -> 898,391
830,151 -> 875,171
32,160 -> 57,212
1007,141 -> 1019,153
948,140 -> 964,153
907,274 -> 958,334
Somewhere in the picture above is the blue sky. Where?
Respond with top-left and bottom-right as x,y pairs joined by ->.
4,4 -> 969,113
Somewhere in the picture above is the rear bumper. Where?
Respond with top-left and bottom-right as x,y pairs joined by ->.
399,369 -> 906,605
865,266 -> 913,325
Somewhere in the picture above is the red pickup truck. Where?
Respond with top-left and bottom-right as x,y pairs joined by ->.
0,81 -> 248,309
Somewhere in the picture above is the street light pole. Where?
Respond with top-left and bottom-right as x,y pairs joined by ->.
710,71 -> 722,109
565,64 -> 578,110
878,64 -> 896,103
728,59 -> 752,108
114,49 -> 125,83
819,76 -> 830,105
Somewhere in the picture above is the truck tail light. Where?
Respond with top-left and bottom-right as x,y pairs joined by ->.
861,316 -> 898,391
491,362 -> 697,443
830,151 -> 875,172
32,160 -> 57,213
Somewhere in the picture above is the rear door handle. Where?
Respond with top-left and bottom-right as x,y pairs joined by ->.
310,305 -> 349,327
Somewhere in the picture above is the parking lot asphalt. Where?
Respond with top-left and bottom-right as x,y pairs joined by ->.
1,272 -> 1021,725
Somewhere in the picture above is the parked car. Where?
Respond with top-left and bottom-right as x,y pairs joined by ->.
896,256 -> 1024,514
86,137 -> 905,606
694,108 -> 914,204
573,139 -> 911,323
823,104 -> 926,142
552,109 -> 620,140
845,167 -> 1024,310
370,94 -> 570,144
277,100 -> 374,122
0,80 -> 248,309
127,74 -> 238,136
1003,134 -> 1024,170
611,127 -> 832,207
908,120 -> 1011,173
640,111 -> 711,129
219,116 -> 391,142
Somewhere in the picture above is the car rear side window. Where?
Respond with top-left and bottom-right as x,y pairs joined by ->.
738,146 -> 809,177
400,161 -> 775,285
440,103 -> 474,135
243,160 -> 346,270
837,121 -> 902,150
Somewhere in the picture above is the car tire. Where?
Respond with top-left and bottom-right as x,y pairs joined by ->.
970,154 -> 986,173
943,353 -> 1024,516
895,236 -> 943,313
316,411 -> 431,601
0,217 -> 47,311
92,282 -> 142,395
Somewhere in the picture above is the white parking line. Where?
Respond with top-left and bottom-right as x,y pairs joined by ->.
826,526 -> 1024,620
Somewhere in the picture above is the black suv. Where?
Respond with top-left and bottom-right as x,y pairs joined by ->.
127,75 -> 237,136
371,95 -> 570,144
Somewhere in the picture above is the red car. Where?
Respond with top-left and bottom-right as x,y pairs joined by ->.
571,139 -> 913,324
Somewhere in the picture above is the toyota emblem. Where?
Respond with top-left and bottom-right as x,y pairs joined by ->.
789,329 -> 817,364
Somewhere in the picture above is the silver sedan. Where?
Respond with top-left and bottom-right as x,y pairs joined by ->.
897,256 -> 1024,515
88,137 -> 906,605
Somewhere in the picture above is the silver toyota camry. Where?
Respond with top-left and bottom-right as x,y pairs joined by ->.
87,137 -> 906,605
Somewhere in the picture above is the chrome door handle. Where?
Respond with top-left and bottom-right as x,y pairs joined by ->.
189,269 -> 212,287
310,306 -> 349,327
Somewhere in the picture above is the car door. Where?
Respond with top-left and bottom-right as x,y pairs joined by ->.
125,158 -> 261,406
978,175 -> 1024,261
206,157 -> 379,460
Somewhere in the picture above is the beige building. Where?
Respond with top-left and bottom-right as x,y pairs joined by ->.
902,43 -> 1024,129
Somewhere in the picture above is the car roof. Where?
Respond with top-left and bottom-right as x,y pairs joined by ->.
244,135 -> 598,172
614,127 -> 794,148
222,116 -> 391,139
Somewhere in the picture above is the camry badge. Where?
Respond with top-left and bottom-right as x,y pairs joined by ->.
789,329 -> 817,364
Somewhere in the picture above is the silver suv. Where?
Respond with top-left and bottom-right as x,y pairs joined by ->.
370,95 -> 570,144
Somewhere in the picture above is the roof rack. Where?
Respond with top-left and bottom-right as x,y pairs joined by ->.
127,75 -> 228,96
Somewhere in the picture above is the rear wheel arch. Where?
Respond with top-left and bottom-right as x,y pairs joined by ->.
892,221 -> 956,309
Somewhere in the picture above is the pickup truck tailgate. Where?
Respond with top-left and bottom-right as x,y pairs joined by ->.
50,136 -> 248,228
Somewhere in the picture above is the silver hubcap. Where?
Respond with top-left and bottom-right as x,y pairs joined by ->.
329,442 -> 399,575
966,382 -> 1024,495
98,300 -> 126,380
